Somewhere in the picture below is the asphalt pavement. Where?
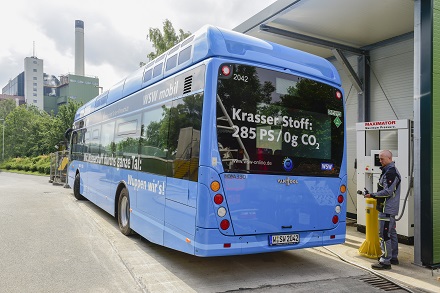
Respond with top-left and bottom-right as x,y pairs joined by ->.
1,171 -> 439,293
0,172 -> 142,293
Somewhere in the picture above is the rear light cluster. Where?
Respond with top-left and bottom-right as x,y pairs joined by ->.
333,184 -> 346,224
210,181 -> 230,231
335,90 -> 343,100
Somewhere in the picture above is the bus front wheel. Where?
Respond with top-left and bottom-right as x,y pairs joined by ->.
73,173 -> 86,200
118,188 -> 132,235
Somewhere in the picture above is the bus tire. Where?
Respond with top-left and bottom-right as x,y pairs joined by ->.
73,173 -> 86,200
118,188 -> 132,236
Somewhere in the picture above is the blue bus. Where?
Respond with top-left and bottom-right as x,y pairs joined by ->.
67,25 -> 347,257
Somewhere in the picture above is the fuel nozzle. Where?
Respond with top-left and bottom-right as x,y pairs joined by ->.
356,188 -> 370,196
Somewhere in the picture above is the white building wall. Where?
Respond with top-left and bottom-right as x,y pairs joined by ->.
331,37 -> 414,218
24,57 -> 44,110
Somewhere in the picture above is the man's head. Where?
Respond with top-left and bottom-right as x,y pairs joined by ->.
379,150 -> 393,167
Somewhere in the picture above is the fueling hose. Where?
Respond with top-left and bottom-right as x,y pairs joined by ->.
396,161 -> 413,221
396,127 -> 414,222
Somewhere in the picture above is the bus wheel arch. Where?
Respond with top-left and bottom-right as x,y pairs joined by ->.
116,184 -> 132,235
73,171 -> 86,200
114,183 -> 126,217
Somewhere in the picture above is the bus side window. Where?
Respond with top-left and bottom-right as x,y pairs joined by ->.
71,129 -> 86,161
114,114 -> 141,157
71,131 -> 78,146
89,127 -> 100,155
167,93 -> 203,181
165,54 -> 177,71
140,105 -> 170,176
143,68 -> 152,83
83,129 -> 90,155
178,46 -> 192,65
71,131 -> 78,160
153,63 -> 163,78
101,121 -> 116,156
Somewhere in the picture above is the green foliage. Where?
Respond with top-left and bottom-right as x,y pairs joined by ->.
56,100 -> 82,136
0,98 -> 16,120
0,155 -> 51,174
145,19 -> 191,62
0,100 -> 82,160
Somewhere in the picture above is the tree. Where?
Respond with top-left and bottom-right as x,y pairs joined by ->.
4,105 -> 39,157
54,100 -> 83,142
0,99 -> 14,160
1,100 -> 82,159
0,98 -> 16,120
144,19 -> 191,63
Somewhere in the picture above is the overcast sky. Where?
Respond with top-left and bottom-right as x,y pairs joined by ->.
0,0 -> 277,92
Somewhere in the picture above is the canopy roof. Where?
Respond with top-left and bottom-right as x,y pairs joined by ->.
234,0 -> 414,58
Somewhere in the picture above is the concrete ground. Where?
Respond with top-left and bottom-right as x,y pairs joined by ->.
321,223 -> 440,293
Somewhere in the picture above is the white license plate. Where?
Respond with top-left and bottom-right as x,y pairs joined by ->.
269,234 -> 300,246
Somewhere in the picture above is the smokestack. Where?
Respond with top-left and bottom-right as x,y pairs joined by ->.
75,20 -> 85,76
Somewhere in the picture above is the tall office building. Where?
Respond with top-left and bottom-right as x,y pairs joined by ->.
2,72 -> 24,96
24,56 -> 44,109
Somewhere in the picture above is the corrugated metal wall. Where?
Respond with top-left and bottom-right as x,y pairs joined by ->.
369,38 -> 414,121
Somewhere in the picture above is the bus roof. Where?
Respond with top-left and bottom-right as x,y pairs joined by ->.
75,25 -> 341,122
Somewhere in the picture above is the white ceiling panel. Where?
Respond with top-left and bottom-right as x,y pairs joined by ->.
235,0 -> 414,58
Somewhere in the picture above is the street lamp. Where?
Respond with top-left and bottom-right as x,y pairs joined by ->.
0,118 -> 4,160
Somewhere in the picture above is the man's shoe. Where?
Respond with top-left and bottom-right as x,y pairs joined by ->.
371,262 -> 391,270
390,258 -> 399,265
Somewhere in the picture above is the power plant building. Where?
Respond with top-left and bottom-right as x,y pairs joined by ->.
75,20 -> 85,76
1,20 -> 99,114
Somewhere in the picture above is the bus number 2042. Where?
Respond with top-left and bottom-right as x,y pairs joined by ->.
233,74 -> 248,82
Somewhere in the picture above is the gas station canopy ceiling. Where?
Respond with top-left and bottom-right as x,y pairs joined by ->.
234,0 -> 414,58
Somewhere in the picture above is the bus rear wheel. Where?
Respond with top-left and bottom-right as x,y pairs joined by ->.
118,188 -> 132,235
73,173 -> 86,200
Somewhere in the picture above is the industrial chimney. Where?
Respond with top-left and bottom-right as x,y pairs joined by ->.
75,20 -> 85,76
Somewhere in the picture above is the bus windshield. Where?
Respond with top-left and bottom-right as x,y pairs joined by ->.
216,64 -> 344,177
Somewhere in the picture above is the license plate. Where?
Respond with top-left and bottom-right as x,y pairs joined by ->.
269,234 -> 300,246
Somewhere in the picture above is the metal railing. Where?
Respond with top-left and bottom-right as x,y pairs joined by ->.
49,150 -> 69,186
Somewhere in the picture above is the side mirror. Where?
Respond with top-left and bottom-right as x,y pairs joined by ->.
64,128 -> 73,141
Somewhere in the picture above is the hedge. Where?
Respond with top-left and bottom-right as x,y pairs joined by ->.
0,155 -> 51,175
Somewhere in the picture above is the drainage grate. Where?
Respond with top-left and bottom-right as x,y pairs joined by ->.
359,275 -> 404,291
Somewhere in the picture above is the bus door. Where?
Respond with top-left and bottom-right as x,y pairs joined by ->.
136,104 -> 169,241
166,126 -> 200,205
98,121 -> 116,212
69,128 -> 87,192
163,95 -> 202,249
87,125 -> 103,204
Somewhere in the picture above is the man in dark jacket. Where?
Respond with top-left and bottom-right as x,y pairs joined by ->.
365,150 -> 401,270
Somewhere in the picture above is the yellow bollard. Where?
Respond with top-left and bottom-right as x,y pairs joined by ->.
358,198 -> 382,258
